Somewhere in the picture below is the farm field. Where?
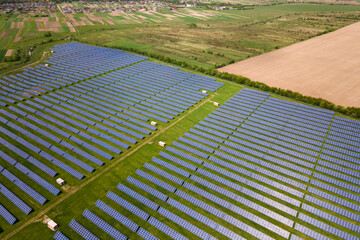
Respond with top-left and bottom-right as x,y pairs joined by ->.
0,43 -> 359,240
2,4 -> 360,74
77,4 -> 360,69
218,21 -> 360,108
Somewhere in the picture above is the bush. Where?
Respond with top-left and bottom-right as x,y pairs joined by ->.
188,23 -> 197,28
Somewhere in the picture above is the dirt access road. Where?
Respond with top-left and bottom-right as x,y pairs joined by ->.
219,22 -> 360,107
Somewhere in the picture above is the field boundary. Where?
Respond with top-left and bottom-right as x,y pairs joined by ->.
0,51 -> 48,78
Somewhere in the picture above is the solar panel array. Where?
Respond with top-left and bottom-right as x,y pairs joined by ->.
58,87 -> 360,239
0,43 -> 224,233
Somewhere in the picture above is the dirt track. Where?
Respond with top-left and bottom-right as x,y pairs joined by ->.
218,22 -> 360,107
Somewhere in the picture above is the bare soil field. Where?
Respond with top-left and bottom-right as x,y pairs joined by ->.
65,22 -> 76,32
219,22 -> 360,107
85,13 -> 105,25
80,17 -> 94,26
35,18 -> 61,32
5,49 -> 13,57
66,14 -> 86,26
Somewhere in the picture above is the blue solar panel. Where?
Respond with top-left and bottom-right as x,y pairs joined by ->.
143,163 -> 184,185
159,151 -> 198,170
0,204 -> 16,225
69,219 -> 99,240
14,162 -> 61,196
38,150 -> 84,180
147,216 -> 188,240
0,150 -> 17,165
137,227 -> 159,240
94,201 -> 139,233
127,176 -> 168,201
106,191 -> 149,221
1,168 -> 47,205
157,207 -> 213,239
116,184 -> 159,211
0,183 -> 32,215
172,141 -> 209,159
178,137 -> 215,154
152,156 -> 191,178
53,231 -> 69,240
136,169 -> 176,193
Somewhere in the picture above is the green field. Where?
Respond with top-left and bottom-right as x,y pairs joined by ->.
2,3 -> 360,75
77,4 -> 360,69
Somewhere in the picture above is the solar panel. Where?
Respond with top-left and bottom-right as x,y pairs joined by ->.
0,204 -> 16,225
127,176 -> 168,201
137,228 -> 159,240
95,200 -> 139,232
0,183 -> 32,215
106,191 -> 149,221
1,168 -> 47,205
147,217 -> 188,240
68,219 -> 100,240
53,231 -> 69,240
14,162 -> 61,196
116,184 -> 159,211
136,169 -> 176,193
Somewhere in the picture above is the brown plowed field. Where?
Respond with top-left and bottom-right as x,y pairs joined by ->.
218,22 -> 360,107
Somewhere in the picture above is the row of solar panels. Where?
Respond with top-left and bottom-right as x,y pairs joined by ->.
49,43 -> 221,91
0,43 -> 226,232
0,49 -> 147,108
57,88 -> 360,239
223,91 -> 360,161
0,159 -> 62,226
0,53 -> 222,184
0,55 -> 222,187
59,148 -> 291,239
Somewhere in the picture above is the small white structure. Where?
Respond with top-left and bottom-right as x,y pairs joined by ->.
45,64 -> 49,67
47,220 -> 58,231
56,178 -> 65,186
158,141 -> 166,147
151,121 -> 157,126
51,50 -> 54,53
201,90 -> 207,94
213,102 -> 219,106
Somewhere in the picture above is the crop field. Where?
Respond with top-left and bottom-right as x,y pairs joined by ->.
218,21 -> 360,108
2,4 -> 360,74
0,43 -> 359,240
78,4 -> 360,69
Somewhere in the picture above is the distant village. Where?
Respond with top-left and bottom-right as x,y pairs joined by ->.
0,0 -> 235,15
60,0 -> 202,13
0,1 -> 56,14
61,1 -> 178,13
